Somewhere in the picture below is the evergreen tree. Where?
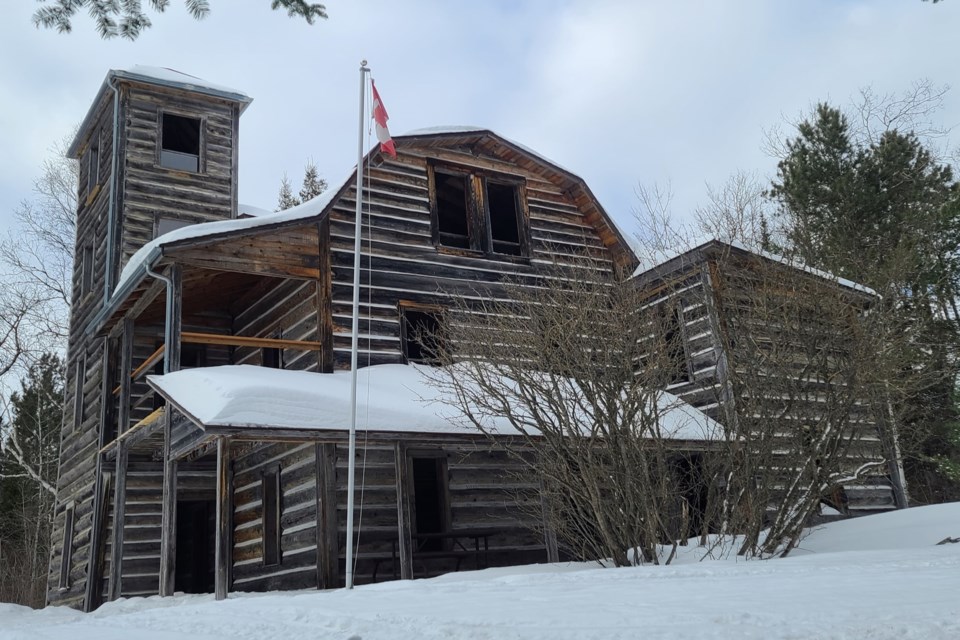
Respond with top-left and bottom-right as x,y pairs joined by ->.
276,174 -> 301,211
769,102 -> 960,503
0,353 -> 64,606
34,0 -> 327,40
299,162 -> 328,203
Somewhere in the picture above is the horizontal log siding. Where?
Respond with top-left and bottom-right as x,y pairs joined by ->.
231,442 -> 319,592
327,155 -> 617,369
118,85 -> 237,275
48,88 -> 116,606
231,278 -> 320,372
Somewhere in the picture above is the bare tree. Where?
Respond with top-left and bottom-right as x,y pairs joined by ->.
425,266 -> 727,566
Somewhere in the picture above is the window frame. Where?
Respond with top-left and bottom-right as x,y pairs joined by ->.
58,501 -> 76,590
154,215 -> 195,239
80,243 -> 94,297
399,302 -> 447,365
261,465 -> 282,567
158,110 -> 204,174
427,161 -> 529,259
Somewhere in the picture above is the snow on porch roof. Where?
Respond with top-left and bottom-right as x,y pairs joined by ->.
147,363 -> 722,441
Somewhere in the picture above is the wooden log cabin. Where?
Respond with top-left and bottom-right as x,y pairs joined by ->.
47,67 -> 906,612
47,66 -> 657,610
631,240 -> 909,519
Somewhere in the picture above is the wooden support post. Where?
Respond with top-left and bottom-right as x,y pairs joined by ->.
84,339 -> 114,611
214,437 -> 231,600
315,443 -> 339,589
394,442 -> 413,580
159,410 -> 178,596
317,218 -> 334,373
107,440 -> 128,601
117,318 -> 134,434
167,264 -> 182,374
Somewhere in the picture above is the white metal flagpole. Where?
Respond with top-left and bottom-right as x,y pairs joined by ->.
346,59 -> 369,591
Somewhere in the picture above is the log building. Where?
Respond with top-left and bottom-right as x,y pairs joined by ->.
47,67 -> 905,611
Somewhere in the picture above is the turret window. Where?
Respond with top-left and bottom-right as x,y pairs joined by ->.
160,113 -> 201,172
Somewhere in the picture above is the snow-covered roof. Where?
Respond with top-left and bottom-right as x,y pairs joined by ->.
633,238 -> 877,296
68,65 -> 252,158
114,172 -> 351,296
238,203 -> 274,218
147,364 -> 722,441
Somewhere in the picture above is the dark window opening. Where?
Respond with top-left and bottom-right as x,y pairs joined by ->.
86,133 -> 100,195
160,113 -> 201,172
663,305 -> 690,385
81,244 -> 94,296
262,469 -> 281,566
262,347 -> 282,369
487,181 -> 522,255
401,307 -> 445,365
181,344 -> 207,369
411,457 -> 447,552
671,454 -> 712,541
156,216 -> 194,238
175,499 -> 215,593
434,171 -> 470,249
59,502 -> 75,589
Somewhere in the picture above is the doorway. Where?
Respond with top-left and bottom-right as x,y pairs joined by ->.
174,499 -> 215,593
411,457 -> 448,552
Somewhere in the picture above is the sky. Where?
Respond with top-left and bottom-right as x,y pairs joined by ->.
1,0 -> 958,241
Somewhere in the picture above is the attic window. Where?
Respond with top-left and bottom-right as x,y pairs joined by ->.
487,181 -> 522,255
429,163 -> 528,257
434,171 -> 471,249
160,113 -> 201,172
400,305 -> 446,365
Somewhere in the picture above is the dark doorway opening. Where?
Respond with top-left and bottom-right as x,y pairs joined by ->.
411,457 -> 447,552
672,454 -> 710,541
175,499 -> 216,593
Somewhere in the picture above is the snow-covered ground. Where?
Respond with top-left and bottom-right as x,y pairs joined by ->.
3,503 -> 958,640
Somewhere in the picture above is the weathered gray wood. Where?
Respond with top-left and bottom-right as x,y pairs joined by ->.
317,443 -> 339,588
159,409 -> 177,597
107,441 -> 128,600
215,437 -> 231,600
394,442 -> 413,580
167,264 -> 182,373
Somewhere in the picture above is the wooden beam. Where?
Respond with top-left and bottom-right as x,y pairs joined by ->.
394,442 -> 413,580
317,218 -> 334,373
214,437 -> 231,600
316,443 -> 339,589
180,331 -> 323,351
107,440 -> 128,601
114,344 -> 164,394
99,406 -> 165,456
84,338 -> 113,611
159,410 -> 178,597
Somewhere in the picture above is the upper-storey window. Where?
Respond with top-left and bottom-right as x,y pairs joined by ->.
160,112 -> 201,172
400,304 -> 446,365
155,216 -> 194,238
86,131 -> 100,196
429,163 -> 528,258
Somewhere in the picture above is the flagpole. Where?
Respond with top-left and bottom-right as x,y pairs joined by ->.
346,59 -> 369,591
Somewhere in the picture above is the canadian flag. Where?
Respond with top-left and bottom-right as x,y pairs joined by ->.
371,80 -> 396,158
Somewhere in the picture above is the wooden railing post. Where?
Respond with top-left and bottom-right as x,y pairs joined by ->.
215,437 -> 232,600
394,442 -> 413,580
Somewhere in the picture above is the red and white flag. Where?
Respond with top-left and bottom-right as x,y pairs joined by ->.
371,80 -> 396,158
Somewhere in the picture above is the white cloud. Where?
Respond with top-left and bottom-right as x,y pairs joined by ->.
0,0 -> 957,244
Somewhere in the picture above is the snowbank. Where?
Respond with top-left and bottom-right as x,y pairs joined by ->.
4,503 -> 958,639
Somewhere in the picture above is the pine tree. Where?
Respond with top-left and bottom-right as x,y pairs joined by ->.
299,162 -> 328,203
276,174 -> 301,211
769,102 -> 960,503
0,353 -> 64,606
